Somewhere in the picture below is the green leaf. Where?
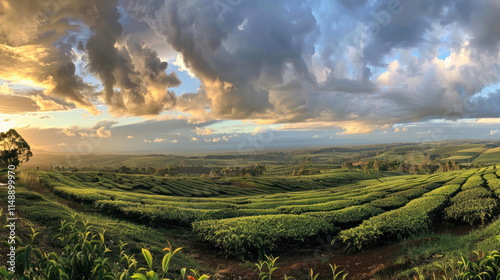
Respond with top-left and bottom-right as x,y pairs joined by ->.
142,249 -> 153,270
131,273 -> 148,280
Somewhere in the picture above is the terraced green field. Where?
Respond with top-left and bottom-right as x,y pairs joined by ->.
31,165 -> 500,260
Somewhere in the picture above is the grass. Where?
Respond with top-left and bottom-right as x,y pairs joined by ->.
484,147 -> 500,154
0,187 -> 202,276
475,151 -> 500,164
395,217 -> 500,279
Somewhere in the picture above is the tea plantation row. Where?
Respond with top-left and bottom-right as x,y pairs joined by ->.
33,166 -> 500,259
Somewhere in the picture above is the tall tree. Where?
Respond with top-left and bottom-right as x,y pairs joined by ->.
0,129 -> 32,168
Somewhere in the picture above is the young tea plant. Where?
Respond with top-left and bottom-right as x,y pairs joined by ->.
256,255 -> 279,280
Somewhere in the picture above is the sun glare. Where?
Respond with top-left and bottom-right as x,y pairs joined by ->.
0,120 -> 15,133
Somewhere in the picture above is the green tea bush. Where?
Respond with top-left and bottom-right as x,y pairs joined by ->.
423,184 -> 461,197
487,177 -> 500,192
193,215 -> 337,259
369,196 -> 409,210
450,187 -> 491,204
462,175 -> 484,190
388,187 -> 428,199
305,205 -> 385,228
53,186 -> 111,203
338,195 -> 448,250
277,199 -> 360,214
444,198 -> 498,225
0,216 -> 207,280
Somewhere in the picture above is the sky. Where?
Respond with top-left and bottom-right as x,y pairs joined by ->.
1,0 -> 500,154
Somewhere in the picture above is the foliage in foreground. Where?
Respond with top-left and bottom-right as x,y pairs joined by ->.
0,216 -> 208,280
413,236 -> 500,280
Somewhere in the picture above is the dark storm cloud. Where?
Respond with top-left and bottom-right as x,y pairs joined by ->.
0,0 -> 181,116
126,0 -> 317,120
123,0 -> 500,129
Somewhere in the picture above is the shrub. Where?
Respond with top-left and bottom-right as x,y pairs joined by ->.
444,198 -> 498,225
450,187 -> 491,204
462,175 -> 484,190
423,184 -> 461,197
338,195 -> 448,250
305,205 -> 385,228
193,215 -> 337,259
369,196 -> 409,210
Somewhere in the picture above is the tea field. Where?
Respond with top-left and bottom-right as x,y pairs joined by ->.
31,166 -> 500,259
3,165 -> 500,279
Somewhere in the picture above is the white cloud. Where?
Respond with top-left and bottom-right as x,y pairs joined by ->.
127,136 -> 134,139
62,129 -> 75,136
173,53 -> 196,78
252,127 -> 266,135
312,135 -> 319,138
191,137 -> 199,141
153,138 -> 179,143
57,143 -> 67,146
194,127 -> 213,135
490,129 -> 499,135
94,127 -> 111,138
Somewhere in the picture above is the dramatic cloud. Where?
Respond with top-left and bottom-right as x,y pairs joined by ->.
3,0 -> 500,135
0,0 -> 181,117
123,0 -> 500,130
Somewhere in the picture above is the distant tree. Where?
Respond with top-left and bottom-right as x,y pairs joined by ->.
341,161 -> 353,170
373,160 -> 380,173
253,164 -> 266,176
166,166 -> 179,177
209,169 -> 219,177
0,129 -> 33,168
118,166 -> 131,174
445,160 -> 452,172
437,162 -> 445,173
421,162 -> 430,174
398,163 -> 408,173
146,167 -> 156,175
452,160 -> 459,171
409,164 -> 418,175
